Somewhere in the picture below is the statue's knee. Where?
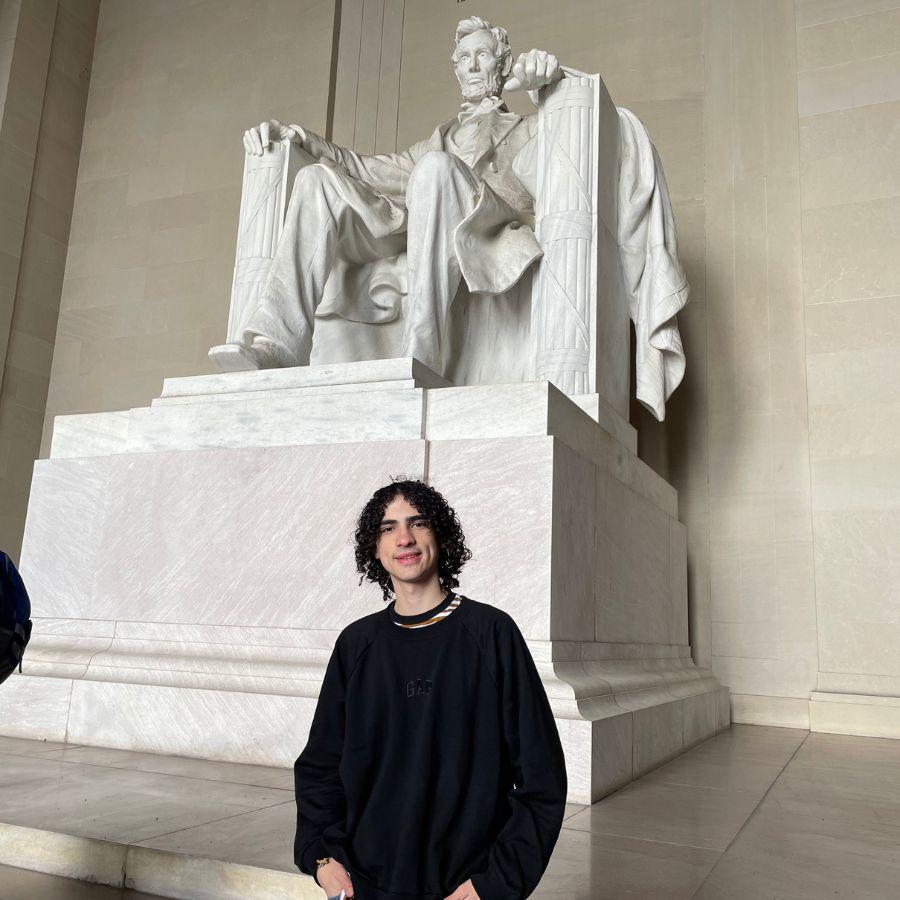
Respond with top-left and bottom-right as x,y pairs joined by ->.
408,151 -> 457,196
293,163 -> 337,196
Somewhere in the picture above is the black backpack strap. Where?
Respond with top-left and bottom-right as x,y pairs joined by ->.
0,619 -> 32,678
15,620 -> 31,672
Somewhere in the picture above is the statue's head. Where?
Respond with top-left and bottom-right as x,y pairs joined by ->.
451,17 -> 513,103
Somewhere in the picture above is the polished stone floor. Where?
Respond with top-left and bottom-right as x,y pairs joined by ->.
0,725 -> 898,898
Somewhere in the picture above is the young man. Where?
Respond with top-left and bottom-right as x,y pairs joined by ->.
294,479 -> 567,900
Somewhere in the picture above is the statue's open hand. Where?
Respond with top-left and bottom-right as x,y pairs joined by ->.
504,49 -> 561,93
242,119 -> 302,156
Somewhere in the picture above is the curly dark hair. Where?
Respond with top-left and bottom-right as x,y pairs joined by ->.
354,478 -> 472,602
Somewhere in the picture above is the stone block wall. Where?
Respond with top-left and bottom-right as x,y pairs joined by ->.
40,0 -> 338,452
0,0 -> 99,561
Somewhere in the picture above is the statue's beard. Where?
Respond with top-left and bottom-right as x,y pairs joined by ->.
458,68 -> 503,103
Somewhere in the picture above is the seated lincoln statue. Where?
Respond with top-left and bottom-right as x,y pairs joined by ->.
209,17 -> 562,375
209,16 -> 689,422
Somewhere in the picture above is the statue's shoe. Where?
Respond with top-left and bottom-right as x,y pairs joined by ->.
207,338 -> 299,372
248,337 -> 301,368
208,342 -> 258,372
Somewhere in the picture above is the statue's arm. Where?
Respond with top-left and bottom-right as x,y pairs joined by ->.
293,126 -> 418,195
242,118 -> 417,196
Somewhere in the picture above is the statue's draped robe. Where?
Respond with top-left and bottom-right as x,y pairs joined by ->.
616,108 -> 688,421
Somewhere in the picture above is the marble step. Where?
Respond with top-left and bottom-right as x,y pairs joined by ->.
0,736 -> 317,900
0,822 -> 316,900
48,357 -> 639,465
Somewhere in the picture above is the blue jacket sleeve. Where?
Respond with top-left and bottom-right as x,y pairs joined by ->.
470,614 -> 568,899
1,551 -> 31,619
294,638 -> 349,878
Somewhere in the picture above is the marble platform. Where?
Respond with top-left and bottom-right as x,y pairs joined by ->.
6,359 -> 728,804
3,727 -> 898,900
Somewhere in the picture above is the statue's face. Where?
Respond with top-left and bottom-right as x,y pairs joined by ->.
453,30 -> 504,102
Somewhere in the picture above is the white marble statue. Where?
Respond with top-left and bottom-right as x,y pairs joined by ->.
209,17 -> 558,377
209,16 -> 689,421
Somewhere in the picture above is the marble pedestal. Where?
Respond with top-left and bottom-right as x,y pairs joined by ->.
3,359 -> 728,804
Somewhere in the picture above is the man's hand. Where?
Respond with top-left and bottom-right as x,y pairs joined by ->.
444,878 -> 481,900
504,49 -> 562,93
242,118 -> 303,156
315,858 -> 355,899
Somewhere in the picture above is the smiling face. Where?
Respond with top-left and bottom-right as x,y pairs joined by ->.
375,495 -> 441,593
452,29 -> 504,102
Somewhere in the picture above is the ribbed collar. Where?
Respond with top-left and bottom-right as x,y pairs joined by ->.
379,592 -> 466,642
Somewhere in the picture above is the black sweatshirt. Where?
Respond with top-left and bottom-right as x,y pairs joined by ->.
294,593 -> 567,900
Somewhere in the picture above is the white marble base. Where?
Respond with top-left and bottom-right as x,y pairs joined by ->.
0,674 -> 72,741
8,361 -> 726,803
164,356 -> 452,397
13,631 -> 726,805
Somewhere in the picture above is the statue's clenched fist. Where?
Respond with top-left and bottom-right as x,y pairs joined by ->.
242,119 -> 304,156
504,49 -> 561,93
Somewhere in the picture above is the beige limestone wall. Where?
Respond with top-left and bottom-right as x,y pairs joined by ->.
703,0 -> 819,728
796,1 -> 900,733
40,0 -> 338,454
0,0 -> 98,562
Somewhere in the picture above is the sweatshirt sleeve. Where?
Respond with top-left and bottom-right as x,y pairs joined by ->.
470,615 -> 568,899
294,636 -> 350,878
